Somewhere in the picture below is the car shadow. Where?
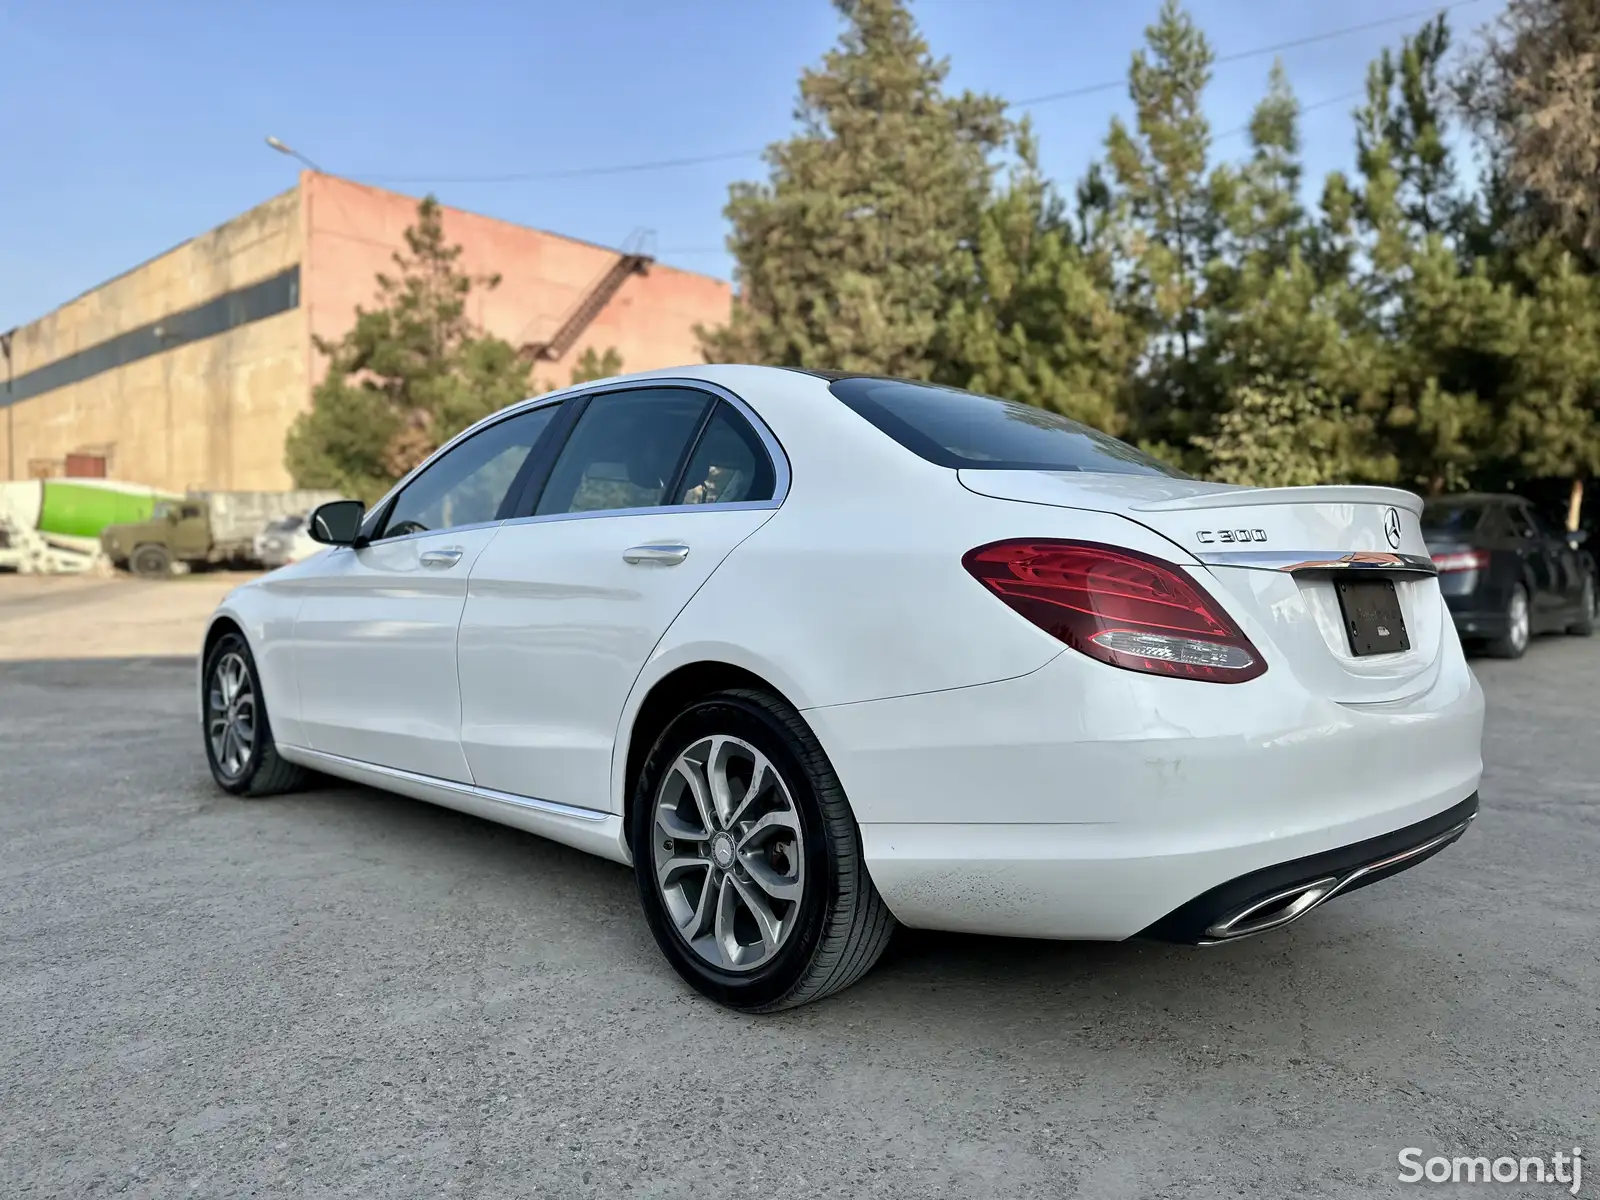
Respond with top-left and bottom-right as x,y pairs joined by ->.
271,772 -> 1454,1049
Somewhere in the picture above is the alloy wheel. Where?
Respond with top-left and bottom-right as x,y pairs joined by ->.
207,652 -> 257,780
1510,589 -> 1531,652
650,735 -> 806,972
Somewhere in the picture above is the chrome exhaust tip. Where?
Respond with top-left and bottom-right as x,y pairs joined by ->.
1199,814 -> 1476,944
1203,875 -> 1341,941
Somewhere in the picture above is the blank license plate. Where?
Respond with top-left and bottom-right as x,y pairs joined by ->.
1334,577 -> 1410,656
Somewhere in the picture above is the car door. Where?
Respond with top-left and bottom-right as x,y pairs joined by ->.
1507,502 -> 1562,618
457,385 -> 785,811
293,400 -> 564,780
1524,504 -> 1584,609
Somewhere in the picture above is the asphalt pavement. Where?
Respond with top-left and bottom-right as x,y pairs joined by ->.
1,642 -> 1597,1199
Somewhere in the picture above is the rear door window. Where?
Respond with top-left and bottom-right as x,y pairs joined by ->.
672,402 -> 776,505
533,388 -> 712,516
828,376 -> 1186,477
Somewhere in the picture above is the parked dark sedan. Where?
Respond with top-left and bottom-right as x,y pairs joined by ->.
1423,493 -> 1597,658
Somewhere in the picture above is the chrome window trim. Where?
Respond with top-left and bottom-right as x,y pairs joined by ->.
502,497 -> 780,531
356,377 -> 790,541
289,746 -> 610,823
1196,549 -> 1439,577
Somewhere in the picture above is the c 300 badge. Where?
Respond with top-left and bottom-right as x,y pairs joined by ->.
1196,528 -> 1267,544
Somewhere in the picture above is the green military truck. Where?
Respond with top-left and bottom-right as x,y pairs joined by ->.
100,490 -> 343,578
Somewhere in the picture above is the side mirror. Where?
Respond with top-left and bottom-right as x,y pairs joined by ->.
308,500 -> 365,546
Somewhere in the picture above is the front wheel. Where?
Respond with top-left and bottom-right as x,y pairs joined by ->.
1487,584 -> 1531,659
630,688 -> 896,1012
202,632 -> 306,796
130,544 -> 171,579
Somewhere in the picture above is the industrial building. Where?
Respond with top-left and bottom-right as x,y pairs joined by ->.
0,172 -> 732,492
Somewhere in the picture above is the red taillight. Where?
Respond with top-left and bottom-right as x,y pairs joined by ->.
1432,549 -> 1489,574
962,539 -> 1266,683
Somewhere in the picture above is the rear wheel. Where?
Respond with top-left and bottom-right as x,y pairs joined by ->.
131,544 -> 171,579
1488,584 -> 1531,659
631,688 -> 896,1012
202,631 -> 306,796
1566,573 -> 1596,636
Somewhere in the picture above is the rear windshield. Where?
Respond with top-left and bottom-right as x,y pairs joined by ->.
1421,503 -> 1486,534
828,377 -> 1187,477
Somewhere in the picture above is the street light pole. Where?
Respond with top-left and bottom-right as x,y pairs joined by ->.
265,136 -> 324,174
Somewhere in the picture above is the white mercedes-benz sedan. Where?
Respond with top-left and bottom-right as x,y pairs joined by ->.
200,365 -> 1483,1011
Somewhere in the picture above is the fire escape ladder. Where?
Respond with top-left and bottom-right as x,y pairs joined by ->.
523,252 -> 652,362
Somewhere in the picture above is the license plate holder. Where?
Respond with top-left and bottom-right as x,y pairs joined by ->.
1334,577 -> 1410,656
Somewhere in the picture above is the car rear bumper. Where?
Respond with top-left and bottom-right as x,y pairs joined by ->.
807,641 -> 1484,940
1138,793 -> 1477,943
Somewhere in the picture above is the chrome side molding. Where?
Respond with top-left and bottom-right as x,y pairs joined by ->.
1196,549 -> 1439,577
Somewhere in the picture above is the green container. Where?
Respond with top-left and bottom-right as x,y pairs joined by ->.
37,481 -> 175,539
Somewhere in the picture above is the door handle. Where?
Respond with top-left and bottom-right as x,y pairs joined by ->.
623,543 -> 690,566
420,547 -> 464,568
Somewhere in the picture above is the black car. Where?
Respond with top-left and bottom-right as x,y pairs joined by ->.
1422,493 -> 1597,658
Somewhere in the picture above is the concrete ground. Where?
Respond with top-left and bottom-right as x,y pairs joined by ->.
0,610 -> 1595,1197
0,571 -> 260,661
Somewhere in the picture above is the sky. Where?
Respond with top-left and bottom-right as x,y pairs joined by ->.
0,0 -> 1506,332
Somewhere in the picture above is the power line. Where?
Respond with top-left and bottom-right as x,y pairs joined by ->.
1214,87 -> 1367,142
1012,0 -> 1479,107
650,86 -> 1375,260
364,2 -> 1479,187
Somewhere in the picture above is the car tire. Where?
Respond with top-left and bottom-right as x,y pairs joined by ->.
630,687 -> 896,1012
202,631 -> 306,797
130,544 -> 172,579
1487,584 -> 1531,659
1566,573 -> 1596,637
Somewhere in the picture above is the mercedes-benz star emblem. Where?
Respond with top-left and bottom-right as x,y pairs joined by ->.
1383,507 -> 1402,550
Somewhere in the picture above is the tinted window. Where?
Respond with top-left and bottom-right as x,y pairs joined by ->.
673,402 -> 776,505
378,403 -> 560,539
1421,503 -> 1485,535
535,389 -> 711,516
1521,506 -> 1552,537
829,377 -> 1186,477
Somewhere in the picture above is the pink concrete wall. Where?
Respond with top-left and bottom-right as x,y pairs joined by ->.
300,173 -> 731,391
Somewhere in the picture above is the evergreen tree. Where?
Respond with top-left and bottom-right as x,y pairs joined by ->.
1193,377 -> 1395,488
542,345 -> 624,392
285,197 -> 531,503
699,0 -> 1007,375
1104,0 -> 1220,450
936,126 -> 1137,432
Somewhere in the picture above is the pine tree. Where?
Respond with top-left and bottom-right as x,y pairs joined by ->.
1346,16 -> 1509,494
285,197 -> 531,503
1193,378 -> 1395,488
541,346 -> 623,393
935,125 -> 1137,432
699,0 -> 1007,375
1103,0 -> 1221,451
